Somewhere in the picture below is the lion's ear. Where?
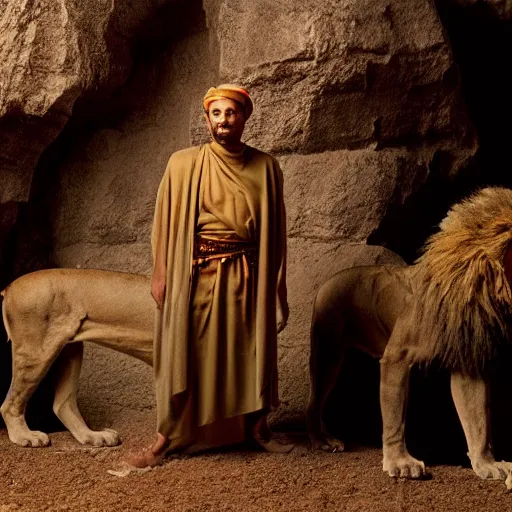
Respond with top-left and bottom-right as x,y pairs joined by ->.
503,243 -> 512,284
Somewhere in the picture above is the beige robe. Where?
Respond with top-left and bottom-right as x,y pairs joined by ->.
151,141 -> 287,449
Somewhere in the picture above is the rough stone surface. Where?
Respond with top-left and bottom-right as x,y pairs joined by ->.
0,0 -> 481,447
197,0 -> 475,160
0,0 -> 179,203
280,149 -> 431,242
50,20 -> 216,274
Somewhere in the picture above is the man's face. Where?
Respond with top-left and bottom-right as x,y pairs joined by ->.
205,98 -> 246,146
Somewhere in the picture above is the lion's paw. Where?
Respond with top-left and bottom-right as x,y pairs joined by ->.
309,433 -> 345,453
472,459 -> 512,480
10,429 -> 50,448
78,428 -> 120,448
383,454 -> 426,479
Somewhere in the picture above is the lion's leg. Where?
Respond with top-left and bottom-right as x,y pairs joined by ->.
0,343 -> 63,447
450,373 -> 512,480
306,299 -> 346,453
1,300 -> 87,448
380,343 -> 425,479
52,343 -> 119,447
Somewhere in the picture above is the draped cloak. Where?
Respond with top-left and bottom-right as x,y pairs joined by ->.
151,141 -> 287,448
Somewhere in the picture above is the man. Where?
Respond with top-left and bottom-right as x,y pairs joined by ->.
128,84 -> 291,468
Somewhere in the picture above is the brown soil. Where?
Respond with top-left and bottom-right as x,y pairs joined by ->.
1,408 -> 512,512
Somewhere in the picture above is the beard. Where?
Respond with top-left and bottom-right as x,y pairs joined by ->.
212,124 -> 238,145
214,129 -> 230,140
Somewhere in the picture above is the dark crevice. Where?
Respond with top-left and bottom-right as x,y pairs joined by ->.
370,1 -> 512,260
368,150 -> 479,263
435,0 -> 512,187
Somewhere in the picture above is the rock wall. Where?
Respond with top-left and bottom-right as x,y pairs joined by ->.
51,28 -> 216,273
201,0 -> 476,424
0,0 -> 487,435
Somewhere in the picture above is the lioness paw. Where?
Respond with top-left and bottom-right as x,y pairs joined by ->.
11,430 -> 50,448
383,454 -> 426,479
79,428 -> 120,447
473,460 -> 512,480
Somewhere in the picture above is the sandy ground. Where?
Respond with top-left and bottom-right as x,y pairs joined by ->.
2,407 -> 512,512
3,346 -> 512,511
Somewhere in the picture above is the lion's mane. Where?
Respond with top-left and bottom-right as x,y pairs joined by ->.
412,187 -> 512,376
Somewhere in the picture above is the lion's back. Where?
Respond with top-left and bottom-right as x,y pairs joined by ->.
2,268 -> 153,330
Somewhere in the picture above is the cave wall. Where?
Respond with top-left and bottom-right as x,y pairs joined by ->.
201,0 -> 476,426
51,22 -> 215,274
3,0 -> 508,444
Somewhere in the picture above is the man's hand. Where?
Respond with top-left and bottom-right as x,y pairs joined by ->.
151,272 -> 166,309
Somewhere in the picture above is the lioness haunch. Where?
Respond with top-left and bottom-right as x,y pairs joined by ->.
1,268 -> 153,448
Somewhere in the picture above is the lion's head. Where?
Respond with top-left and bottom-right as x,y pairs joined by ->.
412,187 -> 512,376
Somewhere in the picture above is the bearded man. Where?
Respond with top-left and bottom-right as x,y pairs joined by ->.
128,84 -> 291,468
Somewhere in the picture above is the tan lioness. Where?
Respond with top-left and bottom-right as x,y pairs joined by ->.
307,187 -> 512,481
1,269 -> 154,447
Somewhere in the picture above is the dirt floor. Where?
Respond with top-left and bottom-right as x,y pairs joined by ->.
2,408 -> 512,512
2,347 -> 512,511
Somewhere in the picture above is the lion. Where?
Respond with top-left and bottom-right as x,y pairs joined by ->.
307,186 -> 512,481
1,268 -> 154,448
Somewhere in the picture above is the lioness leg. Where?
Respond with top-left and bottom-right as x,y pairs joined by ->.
1,295 -> 87,447
380,340 -> 425,478
53,343 -> 119,447
1,342 -> 64,447
306,293 -> 346,452
450,373 -> 512,480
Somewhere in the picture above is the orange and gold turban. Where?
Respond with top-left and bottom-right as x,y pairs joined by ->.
203,84 -> 253,118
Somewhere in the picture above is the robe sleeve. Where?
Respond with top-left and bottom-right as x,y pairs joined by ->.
275,160 -> 289,332
151,157 -> 172,273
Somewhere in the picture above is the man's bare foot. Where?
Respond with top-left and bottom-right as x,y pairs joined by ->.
124,433 -> 170,469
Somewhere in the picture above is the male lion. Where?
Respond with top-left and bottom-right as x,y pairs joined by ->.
1,269 -> 154,448
307,187 -> 512,481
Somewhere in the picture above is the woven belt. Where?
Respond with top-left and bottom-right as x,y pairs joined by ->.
193,237 -> 258,277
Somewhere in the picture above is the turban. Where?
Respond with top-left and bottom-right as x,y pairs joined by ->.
203,84 -> 253,118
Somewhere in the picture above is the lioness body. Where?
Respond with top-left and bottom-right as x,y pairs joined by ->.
307,263 -> 512,480
1,268 -> 154,447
